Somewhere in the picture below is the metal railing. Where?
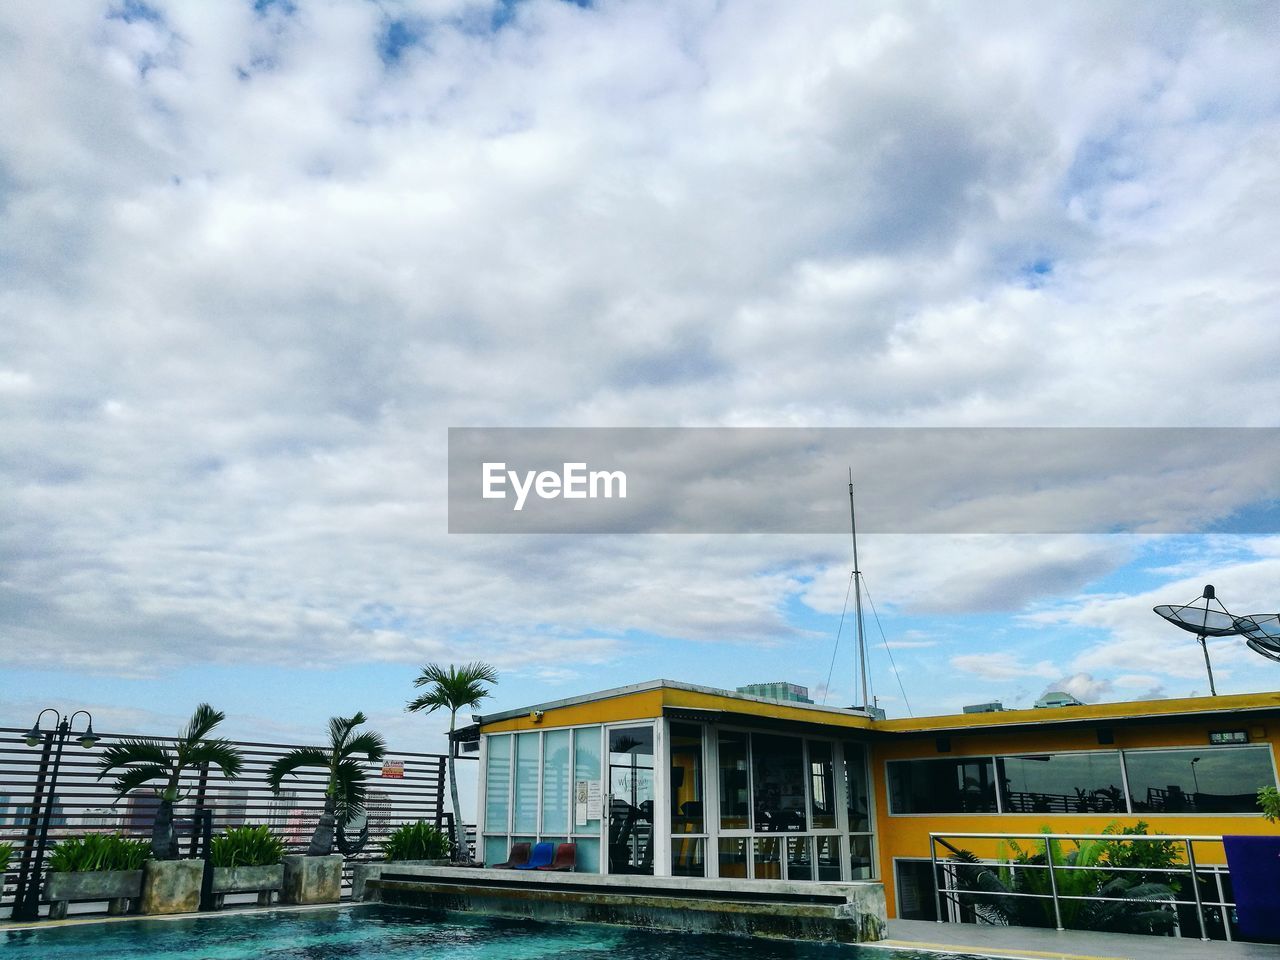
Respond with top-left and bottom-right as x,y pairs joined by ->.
928,831 -> 1235,943
0,725 -> 475,917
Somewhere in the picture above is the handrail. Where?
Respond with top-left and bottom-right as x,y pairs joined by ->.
928,830 -> 1232,943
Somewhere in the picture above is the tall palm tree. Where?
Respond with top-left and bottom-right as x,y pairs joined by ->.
407,662 -> 498,862
266,713 -> 386,857
97,703 -> 243,860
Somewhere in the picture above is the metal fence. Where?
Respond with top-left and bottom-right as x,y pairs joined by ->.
0,724 -> 475,917
929,831 -> 1237,942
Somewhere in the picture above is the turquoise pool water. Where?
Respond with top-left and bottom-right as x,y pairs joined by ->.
0,906 -> 988,960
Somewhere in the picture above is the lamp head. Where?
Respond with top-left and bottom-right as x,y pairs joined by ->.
78,724 -> 100,749
23,725 -> 43,747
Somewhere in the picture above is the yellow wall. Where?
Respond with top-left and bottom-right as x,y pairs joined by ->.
871,718 -> 1280,918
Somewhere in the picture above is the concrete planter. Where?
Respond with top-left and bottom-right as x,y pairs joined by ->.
44,869 -> 143,920
211,863 -> 286,909
141,859 -> 204,915
351,859 -> 450,902
282,854 -> 344,905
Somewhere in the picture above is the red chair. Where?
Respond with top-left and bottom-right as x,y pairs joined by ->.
538,842 -> 576,872
492,842 -> 531,868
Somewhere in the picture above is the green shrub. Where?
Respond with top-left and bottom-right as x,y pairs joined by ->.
0,840 -> 13,870
1259,786 -> 1280,823
48,834 -> 150,873
209,825 -> 285,868
382,821 -> 449,862
950,823 -> 1178,935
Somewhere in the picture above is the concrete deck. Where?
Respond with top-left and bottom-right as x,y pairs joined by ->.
880,919 -> 1280,960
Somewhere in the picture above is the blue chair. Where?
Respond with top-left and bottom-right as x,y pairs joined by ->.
514,841 -> 555,870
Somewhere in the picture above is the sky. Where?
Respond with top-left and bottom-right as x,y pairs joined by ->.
3,0 -> 1280,805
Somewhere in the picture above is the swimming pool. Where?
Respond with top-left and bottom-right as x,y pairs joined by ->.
0,905 -> 990,960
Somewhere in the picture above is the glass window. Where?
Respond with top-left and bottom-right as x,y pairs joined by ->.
753,836 -> 782,879
808,740 -> 836,830
608,725 -> 655,875
815,835 -> 842,880
573,726 -> 602,834
672,837 -> 706,877
670,723 -> 705,834
1125,746 -> 1276,814
997,752 -> 1126,814
752,734 -> 806,831
719,837 -> 748,878
895,860 -> 940,920
786,835 -> 813,880
718,730 -> 750,830
888,757 -> 998,814
844,742 -> 871,831
513,732 -> 540,833
541,729 -> 571,833
483,835 -> 510,867
484,734 -> 511,832
848,834 -> 874,879
575,836 -> 601,874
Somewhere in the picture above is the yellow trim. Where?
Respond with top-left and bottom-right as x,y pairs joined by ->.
875,690 -> 1280,733
661,687 -> 876,730
481,689 -> 665,732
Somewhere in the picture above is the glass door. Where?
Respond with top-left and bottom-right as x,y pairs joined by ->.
605,723 -> 655,875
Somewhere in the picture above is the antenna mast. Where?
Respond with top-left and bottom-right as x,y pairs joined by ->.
849,470 -> 869,710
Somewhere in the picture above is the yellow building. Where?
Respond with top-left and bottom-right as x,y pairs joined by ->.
469,680 -> 1280,921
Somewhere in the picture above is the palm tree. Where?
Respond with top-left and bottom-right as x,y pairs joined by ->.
407,662 -> 498,862
266,713 -> 387,857
97,703 -> 243,860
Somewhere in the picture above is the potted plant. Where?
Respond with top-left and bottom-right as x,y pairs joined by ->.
209,825 -> 286,909
351,820 -> 451,901
43,834 -> 149,919
1222,788 -> 1280,942
267,712 -> 386,904
97,703 -> 243,914
407,662 -> 497,863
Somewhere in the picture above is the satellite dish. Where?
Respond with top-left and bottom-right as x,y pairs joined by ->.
1152,585 -> 1247,698
1236,613 -> 1280,643
1153,604 -> 1241,637
1247,640 -> 1280,664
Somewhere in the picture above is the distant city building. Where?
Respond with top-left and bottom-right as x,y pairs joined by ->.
364,790 -> 393,834
216,787 -> 249,828
963,702 -> 1005,714
268,790 -> 298,828
127,793 -> 162,833
78,807 -> 119,833
45,793 -> 68,828
736,682 -> 813,704
1035,691 -> 1085,709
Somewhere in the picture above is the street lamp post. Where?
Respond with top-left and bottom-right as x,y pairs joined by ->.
10,709 -> 100,921
1190,756 -> 1202,810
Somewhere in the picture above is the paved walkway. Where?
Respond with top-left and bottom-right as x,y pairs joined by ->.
878,919 -> 1280,959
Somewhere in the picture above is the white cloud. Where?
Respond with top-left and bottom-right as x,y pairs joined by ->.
0,0 -> 1277,713
950,652 -> 1059,682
